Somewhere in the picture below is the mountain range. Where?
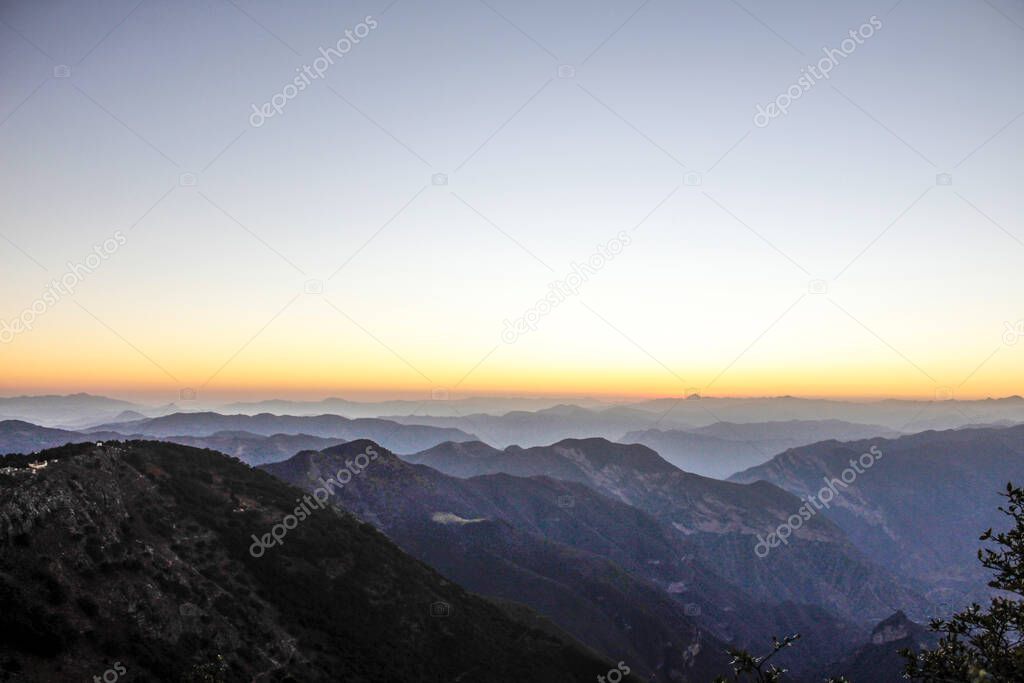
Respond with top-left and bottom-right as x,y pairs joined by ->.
224,396 -> 610,418
405,438 -> 930,626
730,425 -> 1024,607
0,419 -> 352,467
9,392 -> 1023,441
0,394 -> 156,430
0,441 -> 629,682
622,395 -> 1024,432
264,440 -> 883,679
264,441 -> 737,680
3,394 -> 1021,680
85,412 -> 476,454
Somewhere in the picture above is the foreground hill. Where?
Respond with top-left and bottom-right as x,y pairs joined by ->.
86,412 -> 476,453
0,441 -> 624,682
730,425 -> 1024,604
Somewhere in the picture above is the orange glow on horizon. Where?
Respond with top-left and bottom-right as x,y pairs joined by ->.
1,364 -> 1017,404
2,315 -> 1017,404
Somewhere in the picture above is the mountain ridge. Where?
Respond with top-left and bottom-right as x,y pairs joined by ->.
404,437 -> 930,623
0,440 -> 628,682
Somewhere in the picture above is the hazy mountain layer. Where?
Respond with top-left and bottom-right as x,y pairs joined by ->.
730,425 -> 1024,606
0,420 -> 123,456
87,412 -> 476,454
0,394 -> 142,429
621,420 -> 900,479
0,420 -> 347,466
383,405 -> 673,448
160,431 -> 348,466
224,396 -> 608,418
625,395 -> 1024,431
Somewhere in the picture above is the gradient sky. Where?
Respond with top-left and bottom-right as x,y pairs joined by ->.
1,0 -> 1022,403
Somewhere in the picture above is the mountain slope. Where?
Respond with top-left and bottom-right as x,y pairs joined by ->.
0,441 -> 624,682
263,442 -> 736,681
408,438 -> 930,623
730,425 -> 1024,604
263,442 -> 893,678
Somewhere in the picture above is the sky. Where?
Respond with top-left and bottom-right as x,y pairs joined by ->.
0,0 -> 1022,403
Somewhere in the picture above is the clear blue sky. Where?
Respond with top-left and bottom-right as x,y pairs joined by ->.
0,0 -> 1022,401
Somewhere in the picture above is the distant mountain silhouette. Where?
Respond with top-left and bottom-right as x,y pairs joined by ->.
0,420 -> 122,456
6,391 -> 1024,433
0,393 -> 142,428
87,412 -> 477,454
621,420 -> 900,479
624,395 -> 1024,431
0,419 -> 353,466
223,396 -> 609,418
383,406 -> 673,448
106,410 -> 146,424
